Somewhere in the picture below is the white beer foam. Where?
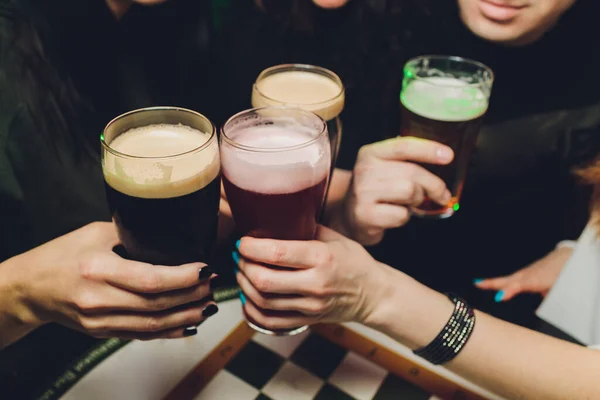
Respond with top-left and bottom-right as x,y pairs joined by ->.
252,70 -> 344,121
103,124 -> 220,199
401,77 -> 488,122
221,125 -> 330,195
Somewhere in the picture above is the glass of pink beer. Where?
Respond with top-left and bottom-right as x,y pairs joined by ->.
220,107 -> 331,335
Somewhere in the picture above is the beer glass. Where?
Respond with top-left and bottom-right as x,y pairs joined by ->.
101,107 -> 221,266
400,55 -> 493,218
252,64 -> 344,216
221,107 -> 331,335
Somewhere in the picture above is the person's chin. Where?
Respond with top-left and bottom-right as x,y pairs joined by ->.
461,11 -> 534,46
312,0 -> 349,8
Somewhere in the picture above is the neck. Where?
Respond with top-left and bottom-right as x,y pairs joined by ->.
106,0 -> 132,19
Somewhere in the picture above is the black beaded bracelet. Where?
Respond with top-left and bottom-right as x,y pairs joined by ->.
413,293 -> 476,365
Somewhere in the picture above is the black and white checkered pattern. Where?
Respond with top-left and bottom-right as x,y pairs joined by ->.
194,330 -> 439,400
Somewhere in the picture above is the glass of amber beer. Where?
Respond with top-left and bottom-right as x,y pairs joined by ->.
400,55 -> 493,218
221,107 -> 331,335
101,107 -> 221,266
252,64 -> 344,215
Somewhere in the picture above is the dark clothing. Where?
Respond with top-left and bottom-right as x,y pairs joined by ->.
0,0 -> 214,397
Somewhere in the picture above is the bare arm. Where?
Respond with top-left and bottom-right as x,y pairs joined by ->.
367,267 -> 600,400
0,257 -> 40,349
235,228 -> 600,400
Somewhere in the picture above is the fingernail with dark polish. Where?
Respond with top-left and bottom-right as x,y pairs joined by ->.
199,266 -> 214,281
232,251 -> 240,265
494,290 -> 505,303
203,304 -> 219,318
235,239 -> 241,249
183,327 -> 197,337
473,278 -> 483,285
239,292 -> 247,306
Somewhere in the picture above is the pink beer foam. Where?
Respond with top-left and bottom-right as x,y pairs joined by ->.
221,125 -> 330,195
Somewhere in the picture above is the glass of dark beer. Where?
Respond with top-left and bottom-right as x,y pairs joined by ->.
252,64 -> 344,216
221,107 -> 331,336
400,55 -> 494,218
101,107 -> 221,266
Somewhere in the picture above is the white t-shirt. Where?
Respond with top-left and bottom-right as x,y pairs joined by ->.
537,223 -> 600,347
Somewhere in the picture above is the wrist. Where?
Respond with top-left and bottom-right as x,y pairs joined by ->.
0,255 -> 43,330
362,266 -> 454,349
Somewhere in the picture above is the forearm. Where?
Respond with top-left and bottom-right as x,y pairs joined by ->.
0,257 -> 40,349
367,266 -> 600,400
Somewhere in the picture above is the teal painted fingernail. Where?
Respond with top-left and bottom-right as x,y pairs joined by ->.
232,250 -> 240,265
473,278 -> 483,285
235,239 -> 241,249
239,291 -> 247,305
494,290 -> 505,302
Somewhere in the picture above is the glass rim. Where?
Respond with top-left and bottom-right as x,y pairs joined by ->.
221,106 -> 328,153
100,106 -> 217,161
404,55 -> 495,88
253,63 -> 345,106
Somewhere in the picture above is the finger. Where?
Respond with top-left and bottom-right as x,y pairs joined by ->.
236,259 -> 314,295
100,325 -> 201,341
381,179 -> 425,207
91,255 -> 213,293
243,297 -> 317,331
368,204 -> 411,229
237,272 -> 324,314
494,283 -> 524,302
78,279 -> 215,312
359,137 -> 453,164
403,164 -> 450,205
474,276 -> 511,290
238,237 -> 330,270
81,300 -> 219,334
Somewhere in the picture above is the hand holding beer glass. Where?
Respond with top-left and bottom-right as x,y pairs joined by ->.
221,107 -> 331,335
400,55 -> 493,218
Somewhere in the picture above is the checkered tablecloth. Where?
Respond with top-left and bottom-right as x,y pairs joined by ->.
198,329 -> 435,400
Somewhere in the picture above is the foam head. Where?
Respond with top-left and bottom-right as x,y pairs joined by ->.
252,68 -> 345,121
103,123 -> 220,198
400,77 -> 489,122
220,114 -> 331,195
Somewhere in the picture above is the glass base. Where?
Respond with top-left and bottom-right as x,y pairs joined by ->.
410,207 -> 455,219
245,318 -> 309,336
411,198 -> 459,220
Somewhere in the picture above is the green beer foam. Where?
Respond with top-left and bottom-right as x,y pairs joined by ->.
401,77 -> 488,122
